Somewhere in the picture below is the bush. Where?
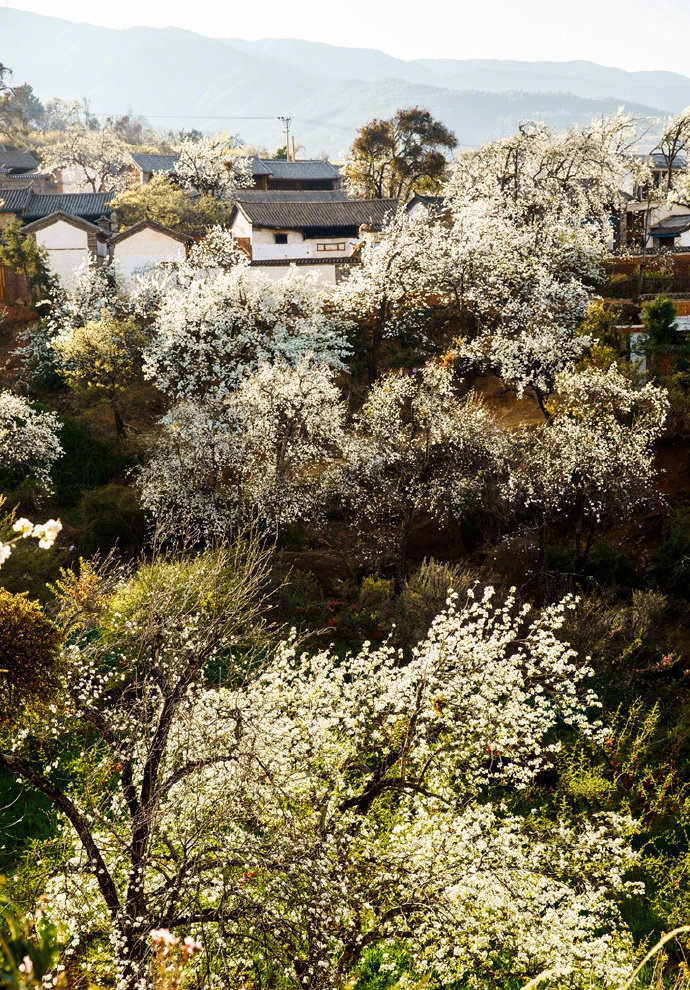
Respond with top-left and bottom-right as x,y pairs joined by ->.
0,588 -> 62,726
588,542 -> 639,588
77,484 -> 148,558
395,558 -> 481,646
358,574 -> 394,611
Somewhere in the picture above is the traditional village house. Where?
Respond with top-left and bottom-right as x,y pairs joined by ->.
109,219 -> 192,284
230,196 -> 398,285
21,211 -> 110,287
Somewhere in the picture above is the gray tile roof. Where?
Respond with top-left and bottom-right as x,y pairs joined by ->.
0,150 -> 39,174
3,191 -> 116,221
251,155 -> 274,176
649,151 -> 687,170
256,158 -> 341,180
110,218 -> 192,245
24,192 -> 114,220
0,187 -> 32,213
235,198 -> 399,231
130,152 -> 179,174
21,211 -> 108,236
650,214 -> 690,236
235,189 -> 348,203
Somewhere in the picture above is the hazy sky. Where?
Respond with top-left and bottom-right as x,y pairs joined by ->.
3,0 -> 690,73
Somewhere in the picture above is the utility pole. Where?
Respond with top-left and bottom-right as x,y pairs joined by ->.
279,116 -> 292,161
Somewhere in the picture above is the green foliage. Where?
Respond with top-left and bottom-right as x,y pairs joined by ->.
643,296 -> 679,350
111,174 -> 232,234
588,542 -> 640,588
77,483 -> 147,558
0,589 -> 62,727
345,106 -> 457,199
51,417 -> 131,506
358,574 -> 394,611
0,884 -> 61,989
0,538 -> 72,604
0,222 -> 54,296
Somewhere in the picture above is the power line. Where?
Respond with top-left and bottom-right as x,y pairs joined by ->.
89,112 -> 285,121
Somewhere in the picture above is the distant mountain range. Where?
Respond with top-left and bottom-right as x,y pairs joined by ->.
2,7 -> 686,156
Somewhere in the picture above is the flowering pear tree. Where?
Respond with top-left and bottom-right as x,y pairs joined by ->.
172,133 -> 253,200
143,265 -> 351,403
507,364 -> 668,569
343,362 -> 506,588
332,206 -> 443,383
40,124 -> 132,193
0,547 -> 639,989
140,400 -> 244,535
437,115 -> 640,409
228,356 -> 346,532
142,357 -> 346,534
0,391 -> 63,495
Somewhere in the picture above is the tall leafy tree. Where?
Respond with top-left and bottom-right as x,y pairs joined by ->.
345,106 -> 457,199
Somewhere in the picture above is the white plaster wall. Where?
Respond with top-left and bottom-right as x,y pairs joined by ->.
679,229 -> 690,247
113,229 -> 186,284
252,228 -> 357,261
231,212 -> 253,239
34,221 -> 91,288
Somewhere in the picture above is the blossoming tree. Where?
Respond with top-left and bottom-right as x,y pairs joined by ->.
171,133 -> 253,200
0,544 -> 639,989
143,264 -> 351,403
507,364 -> 668,570
343,361 -> 507,588
141,357 -> 347,535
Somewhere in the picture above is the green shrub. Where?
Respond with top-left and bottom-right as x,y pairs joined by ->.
0,540 -> 72,604
588,542 -> 639,588
0,588 -> 62,726
77,484 -> 147,558
358,574 -> 395,611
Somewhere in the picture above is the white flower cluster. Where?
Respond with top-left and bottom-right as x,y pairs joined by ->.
171,133 -> 254,200
509,364 -> 668,535
0,390 -> 63,493
143,264 -> 351,403
0,516 -> 62,567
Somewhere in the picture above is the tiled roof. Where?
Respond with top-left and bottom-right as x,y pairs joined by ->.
110,218 -> 192,245
21,211 -> 108,236
650,214 -> 690,236
0,170 -> 51,182
0,150 -> 39,173
255,158 -> 341,180
0,187 -> 32,213
130,152 -> 179,174
22,192 -> 115,221
235,198 -> 399,231
235,189 -> 348,203
251,155 -> 273,176
648,151 -> 687,170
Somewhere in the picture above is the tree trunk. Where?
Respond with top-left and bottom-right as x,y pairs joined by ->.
112,401 -> 127,440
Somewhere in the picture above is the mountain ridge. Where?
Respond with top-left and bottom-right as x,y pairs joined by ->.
0,8 -> 682,155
